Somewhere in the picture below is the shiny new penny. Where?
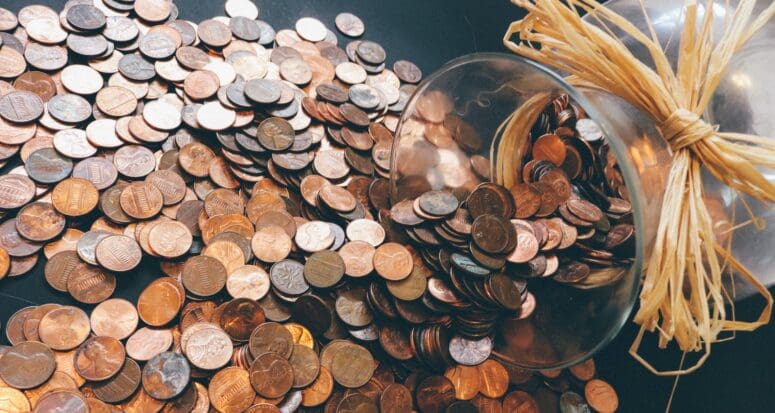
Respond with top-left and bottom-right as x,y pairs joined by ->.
477,359 -> 510,398
373,242 -> 413,281
119,181 -> 164,219
209,367 -> 255,413
95,235 -> 142,272
74,336 -> 126,381
38,306 -> 91,351
91,298 -> 139,340
51,178 -> 99,217
249,351 -> 294,398
137,278 -> 182,326
0,341 -> 56,389
220,298 -> 265,341
142,351 -> 191,400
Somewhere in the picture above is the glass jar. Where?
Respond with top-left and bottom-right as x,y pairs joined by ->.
390,53 -> 672,370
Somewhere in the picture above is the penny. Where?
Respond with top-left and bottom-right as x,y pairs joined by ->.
0,387 -> 30,412
252,225 -> 292,263
142,351 -> 190,400
585,379 -> 618,413
196,101 -> 235,131
120,181 -> 164,219
250,351 -> 294,398
184,70 -> 220,100
330,342 -> 373,388
288,344 -> 320,388
0,47 -> 26,78
38,306 -> 91,351
209,367 -> 255,413
0,246 -> 9,280
198,19 -> 232,48
52,129 -> 97,159
373,242 -> 413,281
25,147 -> 73,184
96,86 -> 137,117
219,298 -> 265,341
182,255 -> 227,297
393,60 -> 422,83
448,336 -> 492,366
74,336 -> 126,381
280,58 -> 312,85
245,78 -> 282,104
92,358 -> 142,403
68,263 -> 117,304
0,91 -> 44,123
477,359 -> 509,398
147,221 -> 192,258
134,0 -> 172,22
95,235 -> 142,272
185,327 -> 233,370
126,327 -> 173,362
15,202 -> 65,242
416,376 -> 456,413
90,298 -> 139,341
0,342 -> 56,389
137,278 -> 182,326
335,13 -> 364,37
335,62 -> 367,84
338,393 -> 378,413
14,71 -> 56,102
0,174 -> 35,210
257,117 -> 294,151
338,241 -> 375,277
295,221 -> 334,253
303,250 -> 344,289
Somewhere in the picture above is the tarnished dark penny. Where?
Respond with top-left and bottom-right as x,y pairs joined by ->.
416,375 -> 456,413
74,336 -> 126,381
15,202 -> 65,242
330,342 -> 374,388
249,321 -> 294,359
257,117 -> 295,152
25,147 -> 73,184
0,341 -> 56,389
142,351 -> 191,400
418,190 -> 459,217
304,250 -> 345,289
250,351 -> 294,398
182,255 -> 227,297
288,344 -> 320,388
92,358 -> 142,403
471,214 -> 515,254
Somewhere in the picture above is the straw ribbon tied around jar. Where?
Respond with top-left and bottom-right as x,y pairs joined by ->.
659,109 -> 717,152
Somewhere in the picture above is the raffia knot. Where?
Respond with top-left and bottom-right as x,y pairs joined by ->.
660,108 -> 717,152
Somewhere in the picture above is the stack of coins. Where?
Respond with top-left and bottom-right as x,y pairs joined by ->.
0,0 -> 621,412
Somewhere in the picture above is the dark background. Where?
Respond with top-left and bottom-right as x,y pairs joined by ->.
1,0 -> 773,411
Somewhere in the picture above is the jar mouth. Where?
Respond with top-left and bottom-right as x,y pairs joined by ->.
391,52 -> 648,370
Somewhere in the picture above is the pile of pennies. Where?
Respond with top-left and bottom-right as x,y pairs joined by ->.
0,0 -> 621,412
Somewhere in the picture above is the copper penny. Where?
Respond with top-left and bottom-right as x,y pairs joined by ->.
114,145 -> 157,178
502,390 -> 539,412
146,169 -> 187,206
209,367 -> 255,413
91,298 -> 139,340
252,225 -> 292,263
248,321 -> 294,359
0,174 -> 36,210
301,366 -> 333,407
179,142 -> 216,177
444,365 -> 481,400
584,379 -> 618,413
477,359 -> 509,398
92,358 -> 142,404
67,263 -> 117,304
95,235 -> 142,272
148,221 -> 193,258
250,351 -> 294,398
126,327 -> 173,362
137,278 -> 182,326
330,342 -> 373,388
15,202 -> 65,242
120,181 -> 164,219
38,306 -> 91,351
184,327 -> 233,370
416,376 -> 456,413
219,298 -> 265,341
34,390 -> 88,413
51,178 -> 100,217
288,344 -> 320,388
142,351 -> 190,400
373,242 -> 413,281
0,341 -> 56,389
74,336 -> 126,381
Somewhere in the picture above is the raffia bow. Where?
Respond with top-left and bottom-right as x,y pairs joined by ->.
503,0 -> 775,374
